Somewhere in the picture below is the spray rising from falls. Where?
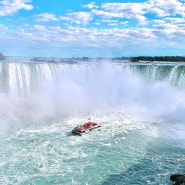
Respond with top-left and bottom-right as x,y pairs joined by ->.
2,60 -> 185,185
0,61 -> 185,127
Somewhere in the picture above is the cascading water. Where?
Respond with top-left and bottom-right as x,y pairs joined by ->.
1,59 -> 185,185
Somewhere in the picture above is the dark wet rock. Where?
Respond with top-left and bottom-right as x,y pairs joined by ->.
170,174 -> 185,185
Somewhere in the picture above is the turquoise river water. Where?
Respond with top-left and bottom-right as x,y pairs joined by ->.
0,59 -> 185,185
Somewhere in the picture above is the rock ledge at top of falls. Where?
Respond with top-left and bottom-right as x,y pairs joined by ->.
170,174 -> 185,185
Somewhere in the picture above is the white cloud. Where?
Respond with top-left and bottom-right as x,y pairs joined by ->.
91,9 -> 124,19
147,0 -> 185,17
82,2 -> 98,9
153,22 -> 178,30
0,24 -> 8,30
164,17 -> 185,23
35,13 -> 58,22
2,21 -> 185,57
2,0 -> 185,57
101,19 -> 119,26
9,25 -> 158,47
90,1 -> 185,23
151,19 -> 167,26
92,2 -> 148,22
60,12 -> 92,25
0,0 -> 33,16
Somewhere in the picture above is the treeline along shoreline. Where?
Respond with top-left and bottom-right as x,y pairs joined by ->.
1,52 -> 185,62
129,56 -> 185,62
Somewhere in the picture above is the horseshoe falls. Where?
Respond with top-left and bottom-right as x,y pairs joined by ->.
1,59 -> 185,185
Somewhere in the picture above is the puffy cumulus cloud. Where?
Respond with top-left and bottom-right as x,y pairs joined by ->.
100,2 -> 148,22
151,19 -> 167,24
0,24 -> 8,30
60,12 -> 92,25
1,0 -> 185,57
3,23 -> 180,47
91,9 -> 124,19
164,17 -> 185,23
102,19 -> 119,27
149,17 -> 185,32
35,13 -> 59,22
153,23 -> 178,34
0,0 -> 33,16
2,23 -> 185,56
89,0 -> 185,24
150,17 -> 185,32
2,1 -> 185,45
82,2 -> 98,9
8,25 -> 158,47
147,0 -> 185,17
151,22 -> 185,41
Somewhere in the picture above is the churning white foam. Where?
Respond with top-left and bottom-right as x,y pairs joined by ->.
0,61 -> 185,131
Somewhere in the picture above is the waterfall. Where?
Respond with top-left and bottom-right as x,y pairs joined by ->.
0,60 -> 185,128
0,62 -> 185,96
127,64 -> 185,87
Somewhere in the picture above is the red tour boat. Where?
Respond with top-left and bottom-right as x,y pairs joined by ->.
72,119 -> 101,135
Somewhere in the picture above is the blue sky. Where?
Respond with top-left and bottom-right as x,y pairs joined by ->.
0,0 -> 185,57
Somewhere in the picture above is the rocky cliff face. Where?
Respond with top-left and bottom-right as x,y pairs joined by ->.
0,53 -> 5,60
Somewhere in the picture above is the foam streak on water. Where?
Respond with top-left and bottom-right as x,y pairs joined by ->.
0,60 -> 185,184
